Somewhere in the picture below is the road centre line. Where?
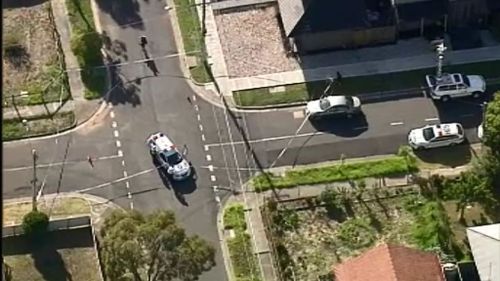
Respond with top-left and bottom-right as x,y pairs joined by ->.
204,145 -> 209,151
123,171 -> 128,177
206,155 -> 212,161
197,114 -> 201,121
127,192 -> 132,199
390,121 -> 404,126
126,181 -> 130,188
112,121 -> 117,128
204,132 -> 326,147
118,150 -> 123,157
192,95 -> 197,102
199,124 -> 204,131
114,130 -> 120,138
110,111 -> 115,118
425,117 -> 439,121
3,154 -> 122,172
201,134 -> 206,141
116,140 -> 122,148
211,175 -> 216,182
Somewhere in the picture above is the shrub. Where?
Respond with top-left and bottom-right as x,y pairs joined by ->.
71,31 -> 103,67
337,216 -> 376,250
22,210 -> 49,239
224,204 -> 246,231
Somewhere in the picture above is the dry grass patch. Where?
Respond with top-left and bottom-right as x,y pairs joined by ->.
3,2 -> 69,106
3,197 -> 90,226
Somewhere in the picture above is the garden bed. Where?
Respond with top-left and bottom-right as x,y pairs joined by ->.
223,204 -> 262,281
252,156 -> 417,192
3,1 -> 70,107
3,111 -> 76,141
234,60 -> 500,107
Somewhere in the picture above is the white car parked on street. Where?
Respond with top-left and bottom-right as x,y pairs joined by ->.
408,123 -> 465,150
425,73 -> 486,102
147,132 -> 192,181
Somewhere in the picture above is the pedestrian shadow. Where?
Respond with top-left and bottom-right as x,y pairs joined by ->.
95,0 -> 144,30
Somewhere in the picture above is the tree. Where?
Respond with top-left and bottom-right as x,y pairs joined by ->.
483,92 -> 500,154
101,210 -> 215,281
22,210 -> 49,239
444,172 -> 496,222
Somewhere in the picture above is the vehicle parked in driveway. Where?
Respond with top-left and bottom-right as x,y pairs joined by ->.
305,95 -> 362,119
425,73 -> 486,102
147,132 -> 192,181
408,123 -> 465,150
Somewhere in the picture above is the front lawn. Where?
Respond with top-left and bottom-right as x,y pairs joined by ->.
253,156 -> 417,192
3,112 -> 76,141
234,60 -> 500,107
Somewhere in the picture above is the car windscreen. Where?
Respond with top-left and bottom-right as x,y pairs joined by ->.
345,97 -> 354,107
160,151 -> 183,165
422,127 -> 435,141
462,75 -> 471,87
427,76 -> 437,87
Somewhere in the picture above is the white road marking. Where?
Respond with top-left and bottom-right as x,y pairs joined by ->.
194,105 -> 199,111
293,110 -> 304,119
110,111 -> 115,118
211,175 -> 216,182
127,192 -> 132,199
206,155 -> 212,161
204,145 -> 209,151
55,138 -> 58,144
112,121 -> 117,128
199,165 -> 260,171
390,121 -> 404,126
130,201 -> 134,209
208,165 -> 214,172
197,114 -> 201,121
123,171 -> 128,177
192,95 -> 197,101
199,124 -> 204,131
4,154 -> 121,172
118,150 -> 123,157
205,131 -> 326,147
114,130 -> 120,138
125,181 -> 130,188
121,160 -> 126,166
116,140 -> 122,148
201,134 -> 206,141
425,117 -> 439,122
215,195 -> 221,204
77,167 -> 157,193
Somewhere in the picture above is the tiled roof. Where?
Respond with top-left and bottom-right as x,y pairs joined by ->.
334,243 -> 445,281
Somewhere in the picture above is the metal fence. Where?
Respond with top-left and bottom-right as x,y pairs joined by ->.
2,215 -> 91,238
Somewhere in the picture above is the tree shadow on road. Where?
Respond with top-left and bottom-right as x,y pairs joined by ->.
104,58 -> 142,107
309,113 -> 369,137
95,0 -> 144,29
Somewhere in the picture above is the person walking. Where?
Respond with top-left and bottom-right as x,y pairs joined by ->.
87,155 -> 94,168
139,35 -> 148,48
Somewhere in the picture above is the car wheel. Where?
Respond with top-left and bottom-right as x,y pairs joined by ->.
472,91 -> 482,98
441,95 -> 450,102
415,146 -> 425,151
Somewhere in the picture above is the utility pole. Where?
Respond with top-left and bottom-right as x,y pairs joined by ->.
31,149 -> 38,211
201,0 -> 207,35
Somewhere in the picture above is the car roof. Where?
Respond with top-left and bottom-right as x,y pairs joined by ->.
325,95 -> 349,106
148,132 -> 175,151
434,73 -> 463,85
430,123 -> 460,137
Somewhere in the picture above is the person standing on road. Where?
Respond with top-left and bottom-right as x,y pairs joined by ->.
140,35 -> 148,48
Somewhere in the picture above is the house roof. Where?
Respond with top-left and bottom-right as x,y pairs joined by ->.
334,243 -> 445,281
466,224 -> 500,281
395,0 -> 447,22
277,0 -> 394,37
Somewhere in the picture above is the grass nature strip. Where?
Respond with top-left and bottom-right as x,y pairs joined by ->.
253,156 -> 418,192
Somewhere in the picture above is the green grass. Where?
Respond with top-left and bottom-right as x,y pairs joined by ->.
66,0 -> 107,100
253,156 -> 418,192
227,233 -> 262,281
2,112 -> 75,141
173,0 -> 212,84
224,204 -> 246,231
234,60 -> 500,107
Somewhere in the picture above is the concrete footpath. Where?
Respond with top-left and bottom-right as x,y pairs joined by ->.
218,155 -> 473,281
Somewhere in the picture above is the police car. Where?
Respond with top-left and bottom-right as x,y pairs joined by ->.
425,73 -> 486,102
408,123 -> 465,150
147,132 -> 192,181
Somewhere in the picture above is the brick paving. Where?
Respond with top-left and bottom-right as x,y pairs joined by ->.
214,4 -> 299,78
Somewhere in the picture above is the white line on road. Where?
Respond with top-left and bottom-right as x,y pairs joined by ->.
215,195 -> 221,204
204,145 -> 209,151
130,201 -> 134,209
206,155 -> 212,161
204,131 -> 326,147
127,192 -> 132,199
199,165 -> 260,171
425,117 -> 439,122
211,175 -> 216,182
197,114 -> 201,121
116,140 -> 121,148
121,160 -> 126,167
123,171 -> 128,177
125,181 -> 130,188
3,154 -> 122,172
199,124 -> 204,131
77,167 -> 156,193
194,105 -> 199,111
111,121 -> 117,128
110,111 -> 115,119
118,150 -> 123,157
208,165 -> 214,172
201,134 -> 206,142
192,95 -> 197,102
114,130 -> 120,138
390,121 -> 404,126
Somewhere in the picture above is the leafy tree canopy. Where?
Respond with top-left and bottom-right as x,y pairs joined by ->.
483,92 -> 500,154
101,210 -> 215,281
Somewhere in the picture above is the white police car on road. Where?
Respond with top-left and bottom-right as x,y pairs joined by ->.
408,123 -> 465,150
425,73 -> 486,102
147,132 -> 192,181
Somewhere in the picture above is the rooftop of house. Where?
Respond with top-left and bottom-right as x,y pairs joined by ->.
277,0 -> 395,37
333,243 -> 446,281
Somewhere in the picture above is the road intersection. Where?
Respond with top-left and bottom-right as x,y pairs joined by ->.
2,0 -> 493,280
